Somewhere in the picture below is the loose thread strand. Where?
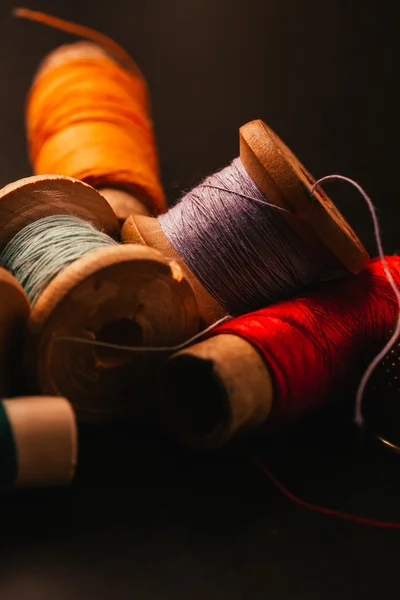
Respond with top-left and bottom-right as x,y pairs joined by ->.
244,449 -> 400,530
311,175 -> 400,427
13,7 -> 143,76
197,184 -> 291,212
51,315 -> 232,354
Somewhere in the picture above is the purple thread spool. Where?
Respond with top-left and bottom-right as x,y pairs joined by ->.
159,157 -> 325,315
123,120 -> 369,325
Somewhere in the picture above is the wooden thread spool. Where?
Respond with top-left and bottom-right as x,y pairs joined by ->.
159,255 -> 398,450
0,267 -> 30,396
160,334 -> 271,449
0,175 -> 198,422
0,395 -> 77,487
122,120 -> 369,327
28,40 -> 163,221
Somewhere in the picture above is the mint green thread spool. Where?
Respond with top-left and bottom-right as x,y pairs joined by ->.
1,215 -> 118,305
0,175 -> 199,422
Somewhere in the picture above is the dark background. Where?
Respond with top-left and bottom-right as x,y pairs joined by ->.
1,1 -> 400,598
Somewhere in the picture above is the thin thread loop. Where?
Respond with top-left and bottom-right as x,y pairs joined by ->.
51,316 -> 232,354
14,7 -> 142,75
245,449 -> 400,530
311,175 -> 400,427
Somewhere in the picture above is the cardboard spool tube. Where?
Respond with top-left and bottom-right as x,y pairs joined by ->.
0,395 -> 77,487
121,120 -> 369,328
0,175 -> 199,422
33,41 -> 155,221
160,334 -> 273,450
0,267 -> 30,396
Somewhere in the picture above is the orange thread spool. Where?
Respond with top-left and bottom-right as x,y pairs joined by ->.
18,8 -> 166,219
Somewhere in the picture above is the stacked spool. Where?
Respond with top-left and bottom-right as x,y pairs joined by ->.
0,268 -> 76,487
14,10 -> 396,467
5,10 -> 198,425
18,11 -> 369,328
19,16 -> 372,437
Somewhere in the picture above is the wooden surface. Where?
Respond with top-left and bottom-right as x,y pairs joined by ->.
0,1 -> 399,599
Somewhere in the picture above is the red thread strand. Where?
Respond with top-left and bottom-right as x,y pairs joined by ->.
246,450 -> 400,530
213,257 -> 400,431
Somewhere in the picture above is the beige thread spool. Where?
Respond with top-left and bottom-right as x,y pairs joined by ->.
122,120 -> 369,327
0,175 -> 198,422
0,395 -> 77,488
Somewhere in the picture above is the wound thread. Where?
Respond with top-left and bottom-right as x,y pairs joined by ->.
19,9 -> 166,215
159,157 -> 327,315
0,215 -> 117,304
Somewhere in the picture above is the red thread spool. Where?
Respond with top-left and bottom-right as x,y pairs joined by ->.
161,257 -> 400,448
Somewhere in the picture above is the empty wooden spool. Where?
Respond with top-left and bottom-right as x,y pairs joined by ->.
121,119 -> 369,327
0,175 -> 198,422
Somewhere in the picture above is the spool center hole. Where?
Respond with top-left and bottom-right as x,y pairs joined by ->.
89,318 -> 143,367
163,355 -> 230,446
